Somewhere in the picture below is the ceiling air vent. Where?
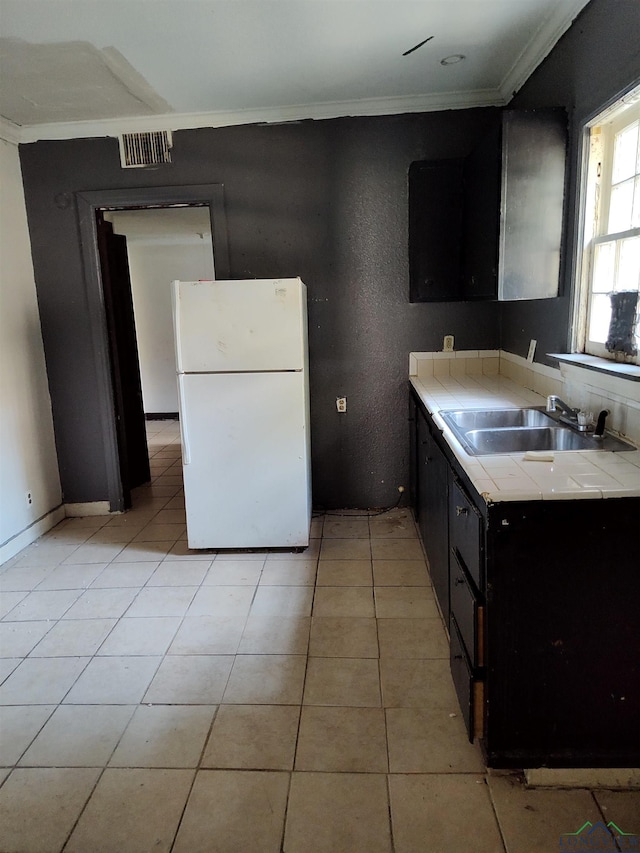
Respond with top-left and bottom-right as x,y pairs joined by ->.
118,130 -> 172,168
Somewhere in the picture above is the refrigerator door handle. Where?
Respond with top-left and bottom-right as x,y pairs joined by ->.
177,373 -> 191,465
172,280 -> 184,374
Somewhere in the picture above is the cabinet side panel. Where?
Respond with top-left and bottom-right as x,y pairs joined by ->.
484,498 -> 640,767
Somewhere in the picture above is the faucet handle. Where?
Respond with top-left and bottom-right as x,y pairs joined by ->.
594,409 -> 610,438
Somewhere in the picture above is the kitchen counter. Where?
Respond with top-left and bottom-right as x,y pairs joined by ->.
410,372 -> 640,502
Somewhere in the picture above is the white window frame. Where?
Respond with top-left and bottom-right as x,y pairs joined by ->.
572,84 -> 640,365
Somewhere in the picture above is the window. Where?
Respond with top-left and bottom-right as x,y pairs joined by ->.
576,87 -> 640,364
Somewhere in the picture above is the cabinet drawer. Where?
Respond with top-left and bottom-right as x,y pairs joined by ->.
450,550 -> 484,667
450,616 -> 484,742
449,478 -> 483,588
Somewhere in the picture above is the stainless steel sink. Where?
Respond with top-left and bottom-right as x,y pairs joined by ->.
439,408 -> 637,456
441,408 -> 555,430
465,426 -> 594,454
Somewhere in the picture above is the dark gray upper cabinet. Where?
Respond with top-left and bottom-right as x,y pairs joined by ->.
410,107 -> 568,303
460,117 -> 501,301
409,158 -> 465,302
497,108 -> 568,301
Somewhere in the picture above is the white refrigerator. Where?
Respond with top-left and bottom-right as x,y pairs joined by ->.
172,278 -> 312,549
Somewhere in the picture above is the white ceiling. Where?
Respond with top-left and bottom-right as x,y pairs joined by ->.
0,0 -> 590,143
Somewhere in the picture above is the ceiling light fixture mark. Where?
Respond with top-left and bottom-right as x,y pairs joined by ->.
440,54 -> 466,65
402,36 -> 434,57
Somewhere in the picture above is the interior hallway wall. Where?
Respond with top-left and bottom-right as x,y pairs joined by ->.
126,239 -> 214,413
0,137 -> 62,561
108,209 -> 215,414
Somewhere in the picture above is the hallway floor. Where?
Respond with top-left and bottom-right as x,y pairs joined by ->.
0,420 -> 638,852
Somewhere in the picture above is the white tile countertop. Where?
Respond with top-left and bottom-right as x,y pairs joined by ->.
410,371 -> 640,503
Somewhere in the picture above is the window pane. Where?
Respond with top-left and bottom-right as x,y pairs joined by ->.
588,293 -> 612,343
612,120 -> 639,184
608,178 -> 634,232
592,241 -> 615,293
617,235 -> 640,292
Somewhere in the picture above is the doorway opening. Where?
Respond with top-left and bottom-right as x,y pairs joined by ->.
76,185 -> 229,513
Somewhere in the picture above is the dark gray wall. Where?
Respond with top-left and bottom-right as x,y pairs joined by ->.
20,110 -> 500,509
22,0 -> 637,510
499,0 -> 640,363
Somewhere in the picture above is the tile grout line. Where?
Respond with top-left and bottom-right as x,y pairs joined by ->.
485,774 -> 511,853
290,549 -> 319,774
59,764 -> 108,853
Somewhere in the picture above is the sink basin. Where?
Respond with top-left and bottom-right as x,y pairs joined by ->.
438,408 -> 637,456
465,426 -> 594,454
441,408 -> 554,430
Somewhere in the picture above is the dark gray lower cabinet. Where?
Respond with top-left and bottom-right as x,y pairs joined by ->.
415,403 -> 449,620
412,389 -> 640,768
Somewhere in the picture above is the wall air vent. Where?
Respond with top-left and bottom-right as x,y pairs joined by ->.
118,130 -> 172,168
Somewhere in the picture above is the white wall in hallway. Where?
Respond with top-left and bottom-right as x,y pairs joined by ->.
0,137 -> 63,560
109,210 -> 214,414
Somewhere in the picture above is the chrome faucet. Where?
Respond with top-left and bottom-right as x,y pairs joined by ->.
546,396 -> 594,432
546,395 -> 579,421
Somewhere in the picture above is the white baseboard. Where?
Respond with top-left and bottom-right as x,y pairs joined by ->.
64,501 -> 112,517
0,505 -> 66,566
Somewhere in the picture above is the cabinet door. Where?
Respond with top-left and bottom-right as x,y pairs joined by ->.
416,409 -> 450,619
461,117 -> 501,300
498,108 -> 567,300
409,159 -> 464,302
459,107 -> 567,302
449,477 -> 483,590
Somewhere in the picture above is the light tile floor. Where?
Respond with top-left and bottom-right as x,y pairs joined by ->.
0,419 -> 638,852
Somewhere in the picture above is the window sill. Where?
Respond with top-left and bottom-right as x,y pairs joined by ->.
547,353 -> 640,382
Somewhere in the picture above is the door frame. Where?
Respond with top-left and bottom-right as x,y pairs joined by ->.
76,184 -> 230,512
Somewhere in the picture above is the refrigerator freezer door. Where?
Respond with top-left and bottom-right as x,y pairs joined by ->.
179,371 -> 311,548
173,278 -> 307,373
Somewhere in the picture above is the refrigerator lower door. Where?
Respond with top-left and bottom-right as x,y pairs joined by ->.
179,371 -> 311,549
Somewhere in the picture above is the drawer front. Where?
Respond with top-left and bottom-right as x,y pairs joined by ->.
450,550 -> 484,667
450,616 -> 474,742
449,478 -> 483,588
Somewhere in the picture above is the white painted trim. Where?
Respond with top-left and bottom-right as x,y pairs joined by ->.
499,0 -> 591,100
64,501 -> 112,517
0,117 -> 23,145
15,89 -> 504,143
0,505 -> 65,567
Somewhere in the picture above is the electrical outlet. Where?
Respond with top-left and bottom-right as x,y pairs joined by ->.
26,491 -> 32,506
336,396 -> 347,413
527,339 -> 537,362
443,335 -> 454,352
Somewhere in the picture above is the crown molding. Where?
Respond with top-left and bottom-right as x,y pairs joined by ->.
499,0 -> 591,101
15,88 -> 505,143
0,117 -> 23,145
